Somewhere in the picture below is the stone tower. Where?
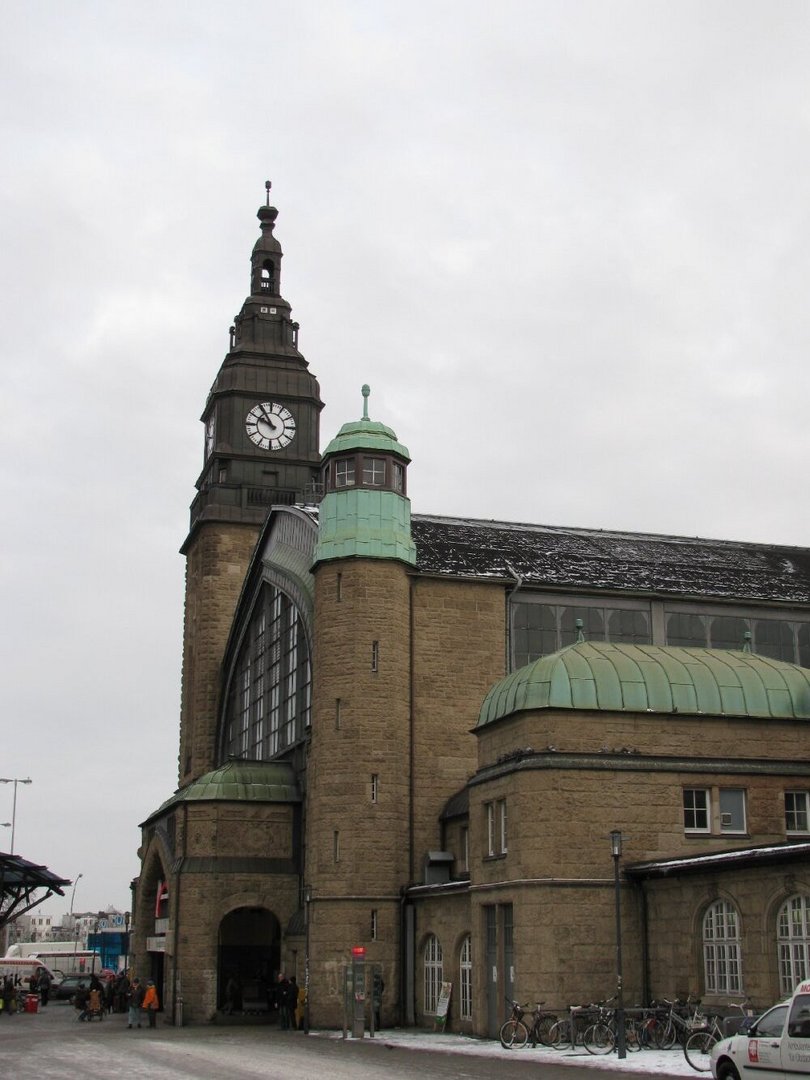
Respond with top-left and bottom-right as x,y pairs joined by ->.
306,386 -> 416,1025
178,188 -> 323,785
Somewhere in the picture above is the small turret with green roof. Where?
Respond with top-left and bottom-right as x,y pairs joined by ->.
314,385 -> 416,566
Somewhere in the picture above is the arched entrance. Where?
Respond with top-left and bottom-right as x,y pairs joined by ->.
218,907 -> 280,1016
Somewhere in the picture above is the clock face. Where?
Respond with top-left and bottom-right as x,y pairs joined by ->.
245,401 -> 296,451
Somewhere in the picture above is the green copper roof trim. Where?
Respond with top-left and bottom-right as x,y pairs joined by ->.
477,641 -> 810,727
315,488 -> 417,565
143,759 -> 301,823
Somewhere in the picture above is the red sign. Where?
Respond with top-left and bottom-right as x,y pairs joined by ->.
351,946 -> 366,957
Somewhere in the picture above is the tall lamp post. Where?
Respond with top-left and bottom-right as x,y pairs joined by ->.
0,777 -> 32,854
70,873 -> 83,970
609,830 -> 626,1059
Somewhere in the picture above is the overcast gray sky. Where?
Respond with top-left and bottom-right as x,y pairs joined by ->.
2,1 -> 809,919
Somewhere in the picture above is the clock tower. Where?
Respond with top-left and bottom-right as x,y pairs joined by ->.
178,187 -> 323,785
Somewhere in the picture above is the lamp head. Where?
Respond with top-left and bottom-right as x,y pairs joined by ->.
609,830 -> 623,857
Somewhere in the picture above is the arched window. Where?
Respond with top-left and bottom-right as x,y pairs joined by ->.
459,934 -> 472,1021
260,260 -> 276,292
703,899 -> 742,993
423,934 -> 443,1014
778,895 -> 810,996
223,583 -> 311,759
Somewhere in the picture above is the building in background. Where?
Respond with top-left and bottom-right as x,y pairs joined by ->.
132,195 -> 810,1031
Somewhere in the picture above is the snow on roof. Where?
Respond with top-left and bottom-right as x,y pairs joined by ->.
624,840 -> 810,879
411,514 -> 810,602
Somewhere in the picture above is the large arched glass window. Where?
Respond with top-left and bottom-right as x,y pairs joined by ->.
778,895 -> 810,996
459,934 -> 472,1021
224,583 -> 311,759
423,934 -> 443,1014
703,900 -> 742,993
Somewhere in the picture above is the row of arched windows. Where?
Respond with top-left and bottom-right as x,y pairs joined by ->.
686,895 -> 809,997
421,897 -> 810,1021
423,933 -> 472,1020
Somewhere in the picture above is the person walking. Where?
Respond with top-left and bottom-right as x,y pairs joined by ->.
142,980 -> 159,1028
127,977 -> 145,1028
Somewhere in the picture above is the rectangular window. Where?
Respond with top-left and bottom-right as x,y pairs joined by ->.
335,459 -> 355,487
371,774 -> 379,803
371,640 -> 379,673
335,698 -> 341,730
499,799 -> 508,854
485,801 -> 506,855
719,788 -> 747,834
333,830 -> 340,862
786,792 -> 810,833
371,909 -> 378,941
684,788 -> 710,832
336,572 -> 342,601
363,457 -> 386,485
486,803 -> 495,856
393,462 -> 404,492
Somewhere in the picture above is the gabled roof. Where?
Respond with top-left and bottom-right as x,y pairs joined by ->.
478,641 -> 810,727
411,515 -> 810,603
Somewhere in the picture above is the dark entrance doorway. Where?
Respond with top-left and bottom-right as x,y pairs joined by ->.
218,907 -> 280,1017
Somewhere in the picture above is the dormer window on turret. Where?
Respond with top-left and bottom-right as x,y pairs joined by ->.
335,459 -> 355,488
323,454 -> 407,495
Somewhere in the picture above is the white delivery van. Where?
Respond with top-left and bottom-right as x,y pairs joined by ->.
711,980 -> 810,1079
0,957 -> 57,990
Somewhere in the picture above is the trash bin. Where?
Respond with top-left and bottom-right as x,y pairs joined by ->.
24,994 -> 39,1014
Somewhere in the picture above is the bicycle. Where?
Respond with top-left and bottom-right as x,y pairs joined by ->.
683,1002 -> 753,1073
582,999 -> 642,1055
649,994 -> 705,1048
499,998 -> 558,1048
499,998 -> 530,1049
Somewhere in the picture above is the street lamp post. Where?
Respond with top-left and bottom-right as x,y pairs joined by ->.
609,830 -> 626,1059
0,777 -> 32,854
70,873 -> 83,970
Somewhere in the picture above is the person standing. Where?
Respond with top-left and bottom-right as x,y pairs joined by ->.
277,973 -> 291,1030
285,977 -> 299,1030
142,980 -> 159,1028
36,968 -> 51,1006
127,977 -> 145,1029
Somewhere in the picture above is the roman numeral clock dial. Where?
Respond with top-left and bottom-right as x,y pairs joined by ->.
245,401 -> 296,451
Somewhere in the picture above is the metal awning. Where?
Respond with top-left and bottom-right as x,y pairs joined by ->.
0,853 -> 70,928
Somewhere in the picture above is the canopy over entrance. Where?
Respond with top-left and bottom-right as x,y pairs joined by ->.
0,852 -> 70,928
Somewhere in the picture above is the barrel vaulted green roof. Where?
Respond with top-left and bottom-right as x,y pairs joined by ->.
477,641 -> 810,728
142,759 -> 301,824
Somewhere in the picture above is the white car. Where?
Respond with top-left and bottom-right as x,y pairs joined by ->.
711,983 -> 810,1080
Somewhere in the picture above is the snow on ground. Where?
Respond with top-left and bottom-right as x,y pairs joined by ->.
327,1028 -> 704,1076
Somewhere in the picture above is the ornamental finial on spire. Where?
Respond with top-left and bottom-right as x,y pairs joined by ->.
362,384 -> 371,420
265,179 -> 272,206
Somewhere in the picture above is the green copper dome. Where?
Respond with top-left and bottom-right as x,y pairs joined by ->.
322,385 -> 410,461
478,641 -> 810,728
142,759 -> 301,824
